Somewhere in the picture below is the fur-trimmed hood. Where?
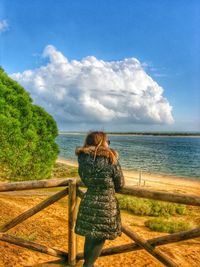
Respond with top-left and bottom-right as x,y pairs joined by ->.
75,146 -> 118,162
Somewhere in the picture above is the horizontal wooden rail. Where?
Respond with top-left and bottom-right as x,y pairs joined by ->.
76,187 -> 85,198
0,188 -> 69,232
0,178 -> 199,207
75,227 -> 200,259
0,233 -> 68,259
122,224 -> 178,267
77,185 -> 200,206
30,259 -> 66,266
120,186 -> 200,206
0,176 -> 199,266
0,178 -> 72,192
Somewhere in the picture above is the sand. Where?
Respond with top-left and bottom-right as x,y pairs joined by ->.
57,158 -> 200,197
0,158 -> 199,266
0,191 -> 200,267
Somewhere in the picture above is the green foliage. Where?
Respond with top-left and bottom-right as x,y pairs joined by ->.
14,232 -> 37,242
116,194 -> 187,216
52,162 -> 79,178
0,68 -> 59,180
145,218 -> 194,233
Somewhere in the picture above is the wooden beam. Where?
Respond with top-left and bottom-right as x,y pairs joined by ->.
0,188 -> 69,232
0,178 -> 72,192
68,179 -> 77,266
76,184 -> 200,206
120,186 -> 200,206
0,233 -> 68,259
148,226 -> 200,247
29,259 -> 69,266
76,187 -> 85,199
122,224 -> 178,267
76,227 -> 200,258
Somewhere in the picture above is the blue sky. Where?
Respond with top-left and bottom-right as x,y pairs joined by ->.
0,0 -> 200,131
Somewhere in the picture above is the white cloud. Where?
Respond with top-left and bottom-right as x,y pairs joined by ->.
0,20 -> 9,33
11,45 -> 174,129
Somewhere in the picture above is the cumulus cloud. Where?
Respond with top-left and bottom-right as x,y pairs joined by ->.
11,45 -> 174,129
0,20 -> 9,33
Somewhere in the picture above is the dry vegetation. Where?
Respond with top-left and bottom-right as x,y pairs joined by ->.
0,162 -> 200,267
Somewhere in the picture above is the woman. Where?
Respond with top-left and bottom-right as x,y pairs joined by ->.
75,131 -> 125,267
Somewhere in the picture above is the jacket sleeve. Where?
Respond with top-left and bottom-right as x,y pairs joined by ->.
112,160 -> 125,192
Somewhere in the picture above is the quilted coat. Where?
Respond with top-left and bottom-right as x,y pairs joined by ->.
74,145 -> 125,240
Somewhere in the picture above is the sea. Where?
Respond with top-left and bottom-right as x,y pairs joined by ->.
56,133 -> 200,180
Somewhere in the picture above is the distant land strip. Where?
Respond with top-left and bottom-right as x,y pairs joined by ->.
59,131 -> 200,137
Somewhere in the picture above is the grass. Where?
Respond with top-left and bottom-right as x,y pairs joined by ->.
0,162 -> 78,182
12,232 -> 38,242
116,194 -> 199,234
1,162 -> 199,235
35,163 -> 79,193
0,165 -> 10,181
116,194 -> 187,217
144,217 -> 195,233
52,162 -> 78,178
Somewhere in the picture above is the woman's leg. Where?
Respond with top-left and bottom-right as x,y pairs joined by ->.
82,236 -> 106,267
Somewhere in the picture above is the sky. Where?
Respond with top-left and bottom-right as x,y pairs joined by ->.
0,0 -> 200,132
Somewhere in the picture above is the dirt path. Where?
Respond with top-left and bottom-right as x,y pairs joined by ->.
0,159 -> 200,266
0,191 -> 200,267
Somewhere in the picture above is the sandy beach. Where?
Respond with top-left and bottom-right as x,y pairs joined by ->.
57,157 -> 200,196
0,191 -> 199,267
0,159 -> 199,266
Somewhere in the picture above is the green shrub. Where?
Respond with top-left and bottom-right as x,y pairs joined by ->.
145,218 -> 194,233
13,232 -> 37,242
52,163 -> 78,178
116,194 -> 187,216
0,68 -> 59,180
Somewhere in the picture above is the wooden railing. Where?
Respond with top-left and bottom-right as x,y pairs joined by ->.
0,178 -> 200,266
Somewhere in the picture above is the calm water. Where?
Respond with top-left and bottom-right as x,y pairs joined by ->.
56,134 -> 200,179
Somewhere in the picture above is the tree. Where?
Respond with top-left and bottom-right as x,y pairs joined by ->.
0,67 -> 59,180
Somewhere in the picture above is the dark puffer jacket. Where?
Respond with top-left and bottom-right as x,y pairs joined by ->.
74,145 -> 125,240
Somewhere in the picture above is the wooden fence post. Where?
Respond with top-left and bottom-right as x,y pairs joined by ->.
138,169 -> 142,186
68,179 -> 77,266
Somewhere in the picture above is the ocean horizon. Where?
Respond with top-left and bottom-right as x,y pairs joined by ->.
56,133 -> 200,180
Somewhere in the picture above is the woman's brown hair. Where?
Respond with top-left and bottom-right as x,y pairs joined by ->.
84,131 -> 107,147
83,131 -> 118,164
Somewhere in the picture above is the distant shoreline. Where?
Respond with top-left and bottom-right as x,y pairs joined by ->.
57,157 -> 200,196
57,157 -> 200,181
59,131 -> 200,137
